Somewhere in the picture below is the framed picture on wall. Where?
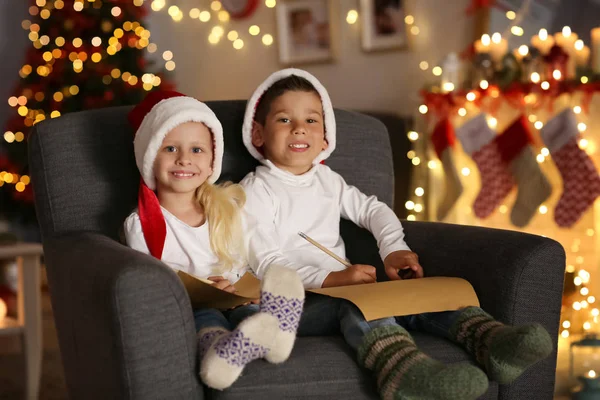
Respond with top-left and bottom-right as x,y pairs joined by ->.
276,0 -> 333,64
360,0 -> 408,52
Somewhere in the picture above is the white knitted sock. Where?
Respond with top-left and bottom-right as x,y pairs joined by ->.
199,312 -> 278,390
260,265 -> 305,363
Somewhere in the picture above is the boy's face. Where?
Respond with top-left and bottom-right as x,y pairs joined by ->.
252,90 -> 328,175
154,122 -> 213,196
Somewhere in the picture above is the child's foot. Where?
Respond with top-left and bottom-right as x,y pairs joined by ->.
450,306 -> 553,384
358,326 -> 489,400
198,313 -> 279,390
260,265 -> 305,363
486,323 -> 553,384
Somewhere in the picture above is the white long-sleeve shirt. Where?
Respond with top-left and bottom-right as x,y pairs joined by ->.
123,205 -> 300,284
240,160 -> 411,289
124,206 -> 248,283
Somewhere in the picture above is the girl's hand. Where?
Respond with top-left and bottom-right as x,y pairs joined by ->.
208,276 -> 237,293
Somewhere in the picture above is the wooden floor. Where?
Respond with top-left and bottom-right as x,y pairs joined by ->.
0,288 -> 67,399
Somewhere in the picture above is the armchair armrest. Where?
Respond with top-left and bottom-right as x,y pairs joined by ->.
43,232 -> 203,400
343,219 -> 564,400
401,221 -> 565,326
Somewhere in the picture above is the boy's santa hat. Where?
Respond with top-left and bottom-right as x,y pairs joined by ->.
242,68 -> 336,165
128,90 -> 224,259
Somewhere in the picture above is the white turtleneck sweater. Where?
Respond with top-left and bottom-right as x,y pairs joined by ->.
240,161 -> 411,289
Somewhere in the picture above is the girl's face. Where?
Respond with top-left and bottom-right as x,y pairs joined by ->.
153,122 -> 214,196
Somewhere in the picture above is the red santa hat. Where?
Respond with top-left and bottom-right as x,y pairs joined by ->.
127,90 -> 224,259
242,68 -> 336,164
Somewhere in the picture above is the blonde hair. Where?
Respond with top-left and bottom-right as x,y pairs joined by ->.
195,181 -> 246,274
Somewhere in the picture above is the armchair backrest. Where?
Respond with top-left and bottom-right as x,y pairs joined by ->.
28,100 -> 394,240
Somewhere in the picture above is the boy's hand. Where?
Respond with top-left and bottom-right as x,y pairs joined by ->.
208,276 -> 237,293
322,264 -> 377,287
383,251 -> 424,281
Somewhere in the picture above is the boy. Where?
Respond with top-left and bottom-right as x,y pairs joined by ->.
240,69 -> 552,400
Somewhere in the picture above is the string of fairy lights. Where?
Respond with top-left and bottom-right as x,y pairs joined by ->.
1,0 -> 175,193
403,7 -> 599,338
149,0 -> 276,49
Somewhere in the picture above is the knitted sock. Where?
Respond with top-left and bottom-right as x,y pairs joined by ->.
449,307 -> 553,384
358,326 -> 488,400
198,313 -> 279,390
431,118 -> 464,221
496,116 -> 552,227
541,109 -> 600,227
457,114 -> 515,219
260,265 -> 305,363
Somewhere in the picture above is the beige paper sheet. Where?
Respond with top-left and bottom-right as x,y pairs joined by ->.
177,271 -> 479,320
310,277 -> 480,321
177,271 -> 260,310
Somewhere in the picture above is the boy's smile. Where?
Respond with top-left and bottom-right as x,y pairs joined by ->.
251,90 -> 328,175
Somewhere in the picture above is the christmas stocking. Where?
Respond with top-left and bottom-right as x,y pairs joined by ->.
431,118 -> 464,220
541,109 -> 600,228
457,114 -> 515,219
496,116 -> 552,227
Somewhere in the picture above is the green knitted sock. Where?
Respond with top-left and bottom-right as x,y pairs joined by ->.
358,326 -> 488,400
449,307 -> 553,384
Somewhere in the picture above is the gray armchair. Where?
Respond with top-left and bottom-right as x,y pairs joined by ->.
28,100 -> 565,400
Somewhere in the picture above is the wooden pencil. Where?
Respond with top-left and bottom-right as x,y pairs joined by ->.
298,231 -> 352,268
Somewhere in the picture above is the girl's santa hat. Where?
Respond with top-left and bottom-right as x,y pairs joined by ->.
128,90 -> 223,259
242,68 -> 336,165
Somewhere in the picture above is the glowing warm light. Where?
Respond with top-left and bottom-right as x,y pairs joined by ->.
346,10 -> 358,24
262,34 -> 274,46
480,80 -> 489,90
531,72 -> 541,83
249,25 -> 260,35
518,45 -> 529,56
0,299 -> 6,321
461,167 -> 471,177
553,70 -> 562,80
233,39 -> 244,49
407,131 -> 419,141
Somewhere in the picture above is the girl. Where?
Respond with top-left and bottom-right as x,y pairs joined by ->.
123,90 -> 305,390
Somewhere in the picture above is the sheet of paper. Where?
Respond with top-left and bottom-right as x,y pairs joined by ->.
311,277 -> 480,321
178,270 -> 479,321
177,271 -> 260,310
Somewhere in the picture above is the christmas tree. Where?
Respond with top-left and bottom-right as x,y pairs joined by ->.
1,0 -> 173,225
